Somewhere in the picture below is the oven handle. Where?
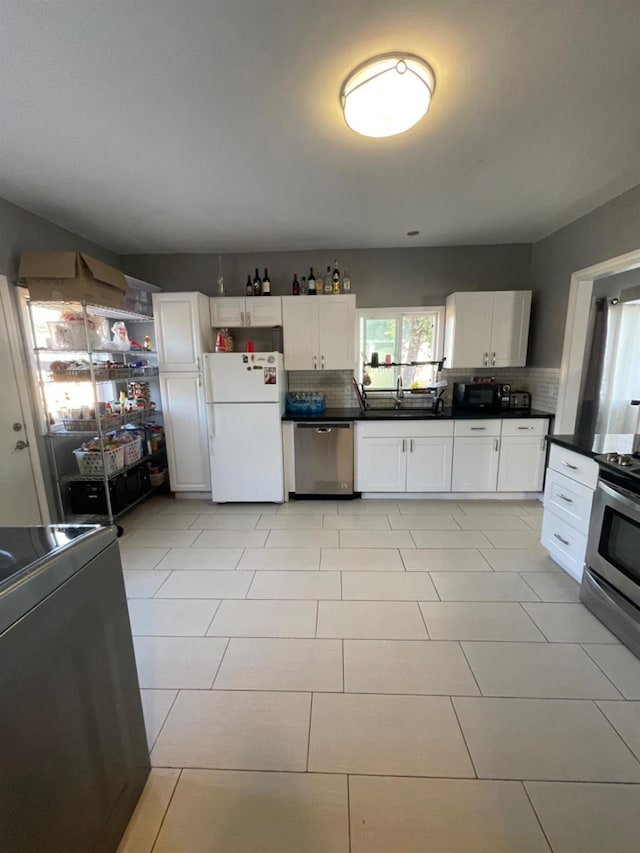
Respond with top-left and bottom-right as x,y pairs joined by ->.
597,479 -> 640,515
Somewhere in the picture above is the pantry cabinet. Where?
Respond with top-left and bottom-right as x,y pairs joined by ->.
444,290 -> 531,369
153,292 -> 213,371
159,372 -> 211,492
282,295 -> 356,371
210,296 -> 282,328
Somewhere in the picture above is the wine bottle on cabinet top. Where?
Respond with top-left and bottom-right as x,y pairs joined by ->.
262,268 -> 271,296
246,275 -> 253,296
292,273 -> 300,295
342,268 -> 351,293
308,268 -> 317,295
253,268 -> 262,297
324,266 -> 332,294
332,259 -> 340,294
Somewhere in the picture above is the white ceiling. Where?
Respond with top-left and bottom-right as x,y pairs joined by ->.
1,0 -> 640,254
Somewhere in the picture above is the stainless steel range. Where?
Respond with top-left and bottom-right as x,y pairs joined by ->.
581,451 -> 640,658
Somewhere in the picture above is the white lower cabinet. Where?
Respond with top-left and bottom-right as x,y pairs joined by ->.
497,436 -> 546,492
356,436 -> 406,492
406,437 -> 454,492
451,436 -> 500,492
159,372 -> 211,492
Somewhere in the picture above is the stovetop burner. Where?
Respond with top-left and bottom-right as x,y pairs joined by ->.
595,453 -> 640,491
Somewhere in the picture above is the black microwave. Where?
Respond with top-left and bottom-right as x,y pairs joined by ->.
452,382 -> 511,411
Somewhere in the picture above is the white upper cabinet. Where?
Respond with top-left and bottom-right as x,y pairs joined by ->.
444,291 -> 531,368
210,297 -> 282,328
153,292 -> 213,371
282,295 -> 355,371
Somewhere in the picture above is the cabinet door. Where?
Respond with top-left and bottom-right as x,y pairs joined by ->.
406,437 -> 453,492
159,372 -> 211,491
317,295 -> 356,370
451,436 -> 499,491
356,436 -> 406,492
153,292 -> 208,371
246,297 -> 282,327
282,298 -> 318,370
489,291 -> 531,367
497,436 -> 546,492
444,293 -> 493,368
210,297 -> 246,328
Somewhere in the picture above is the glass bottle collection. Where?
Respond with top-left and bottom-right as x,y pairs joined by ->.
240,261 -> 351,296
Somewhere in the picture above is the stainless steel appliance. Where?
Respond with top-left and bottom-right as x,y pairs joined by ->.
509,390 -> 532,411
294,422 -> 354,496
452,381 -> 511,412
581,454 -> 640,658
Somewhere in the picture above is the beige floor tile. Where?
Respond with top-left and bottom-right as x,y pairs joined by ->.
452,514 -> 531,530
238,548 -> 320,570
350,776 -> 549,853
323,515 -> 391,530
520,571 -> 581,601
525,781 -> 640,853
341,571 -> 439,601
431,572 -> 540,601
266,529 -> 339,548
483,530 -> 545,548
338,499 -> 400,514
308,693 -> 473,776
521,515 -> 543,532
597,701 -> 640,759
216,502 -> 279,514
340,530 -> 415,548
154,570 -> 253,599
411,530 -> 493,549
453,697 -> 640,781
155,548 -> 243,571
247,570 -> 340,599
119,547 -> 169,571
401,548 -> 492,572
126,513 -> 200,530
207,600 -> 317,637
518,500 -> 544,514
193,529 -> 268,548
122,530 -> 201,548
456,500 -> 526,515
189,514 -> 260,529
320,548 -> 404,571
257,514 -> 324,529
140,689 -> 177,749
153,769 -> 349,853
583,645 -> 640,699
389,514 -> 461,530
397,499 -> 461,514
123,570 -> 170,598
420,602 -> 546,641
462,642 -> 622,699
151,690 -> 311,771
317,601 -> 427,639
277,499 -> 338,514
344,640 -> 479,695
480,548 -> 560,572
128,598 -> 220,636
215,638 -> 343,691
116,768 -> 180,853
159,498 -> 218,514
523,603 -> 620,643
133,636 -> 228,689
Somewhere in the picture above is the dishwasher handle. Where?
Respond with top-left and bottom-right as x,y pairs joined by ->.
294,422 -> 353,429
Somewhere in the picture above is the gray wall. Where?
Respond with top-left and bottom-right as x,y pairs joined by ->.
529,183 -> 640,367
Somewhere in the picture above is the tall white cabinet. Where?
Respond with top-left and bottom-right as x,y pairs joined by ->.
153,292 -> 213,493
282,295 -> 356,370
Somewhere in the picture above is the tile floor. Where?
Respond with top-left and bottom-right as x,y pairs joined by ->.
116,495 -> 640,853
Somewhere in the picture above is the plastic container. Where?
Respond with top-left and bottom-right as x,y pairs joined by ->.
121,436 -> 143,466
73,445 -> 124,477
149,468 -> 167,487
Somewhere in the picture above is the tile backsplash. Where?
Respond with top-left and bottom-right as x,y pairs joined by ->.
287,367 -> 560,414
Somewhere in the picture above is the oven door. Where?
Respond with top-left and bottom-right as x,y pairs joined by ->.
586,479 -> 640,609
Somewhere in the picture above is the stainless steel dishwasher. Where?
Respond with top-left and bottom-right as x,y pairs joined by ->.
294,422 -> 354,495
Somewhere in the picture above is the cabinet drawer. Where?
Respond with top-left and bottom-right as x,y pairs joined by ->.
356,420 -> 454,439
454,419 -> 501,437
544,469 -> 594,535
541,509 -> 588,582
501,418 -> 548,437
548,445 -> 599,489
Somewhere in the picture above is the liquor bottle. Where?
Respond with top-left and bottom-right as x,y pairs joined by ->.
253,268 -> 262,297
216,254 -> 225,296
332,259 -> 341,294
324,266 -> 333,294
144,335 -> 152,352
246,274 -> 253,297
308,267 -> 316,295
292,273 -> 300,295
342,268 -> 351,293
300,276 -> 307,295
262,267 -> 271,296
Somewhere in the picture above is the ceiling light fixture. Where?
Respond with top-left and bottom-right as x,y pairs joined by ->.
340,53 -> 435,138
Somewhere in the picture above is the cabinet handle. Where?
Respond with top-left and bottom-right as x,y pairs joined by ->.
247,312 -> 251,326
540,438 -> 547,452
470,427 -> 486,431
558,493 -> 573,503
321,355 -> 325,370
241,311 -> 245,326
402,439 -> 407,453
410,439 -> 415,452
517,426 -> 534,430
562,461 -> 578,470
492,352 -> 496,366
554,532 -> 570,546
197,356 -> 201,371
313,356 -> 318,370
494,439 -> 499,452
483,352 -> 488,366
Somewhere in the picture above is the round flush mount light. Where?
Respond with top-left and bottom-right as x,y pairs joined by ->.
340,53 -> 436,138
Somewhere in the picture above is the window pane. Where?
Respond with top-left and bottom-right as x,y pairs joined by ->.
401,315 -> 436,388
364,318 -> 398,388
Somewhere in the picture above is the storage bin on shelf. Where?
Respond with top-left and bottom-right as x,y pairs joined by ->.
73,445 -> 124,476
62,414 -> 122,432
121,436 -> 144,466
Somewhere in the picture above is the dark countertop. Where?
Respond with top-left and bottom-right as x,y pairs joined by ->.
283,407 -> 554,422
548,433 -> 638,459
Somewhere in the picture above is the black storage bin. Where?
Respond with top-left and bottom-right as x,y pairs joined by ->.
138,465 -> 151,494
69,477 -> 127,516
122,468 -> 141,504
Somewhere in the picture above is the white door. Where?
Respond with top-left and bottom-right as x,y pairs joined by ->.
153,292 -> 210,371
490,291 -> 532,368
282,298 -> 318,370
210,297 -> 245,328
0,279 -> 47,523
210,403 -> 283,502
356,437 -> 406,492
406,437 -> 453,492
444,292 -> 493,368
246,297 -> 282,327
317,295 -> 356,370
451,436 -> 500,491
497,436 -> 546,491
159,372 -> 211,491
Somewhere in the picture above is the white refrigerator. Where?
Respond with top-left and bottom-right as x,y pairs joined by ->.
204,352 -> 285,502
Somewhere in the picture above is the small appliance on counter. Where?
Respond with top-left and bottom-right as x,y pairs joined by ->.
509,391 -> 532,411
452,381 -> 511,412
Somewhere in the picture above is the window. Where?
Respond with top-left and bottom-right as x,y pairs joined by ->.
357,306 -> 445,390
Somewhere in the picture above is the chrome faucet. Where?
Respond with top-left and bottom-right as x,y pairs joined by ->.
394,375 -> 404,409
